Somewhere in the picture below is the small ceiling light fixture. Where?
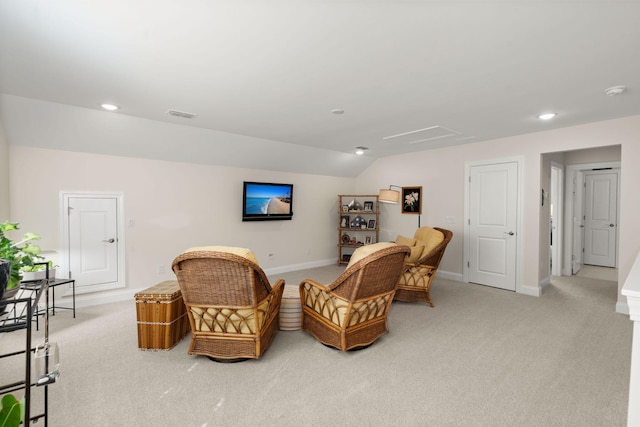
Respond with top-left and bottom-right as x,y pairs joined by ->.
100,103 -> 119,111
538,112 -> 557,120
355,146 -> 368,155
331,109 -> 345,115
604,85 -> 626,96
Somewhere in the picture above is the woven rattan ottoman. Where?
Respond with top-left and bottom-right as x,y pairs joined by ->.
279,284 -> 302,331
135,280 -> 190,350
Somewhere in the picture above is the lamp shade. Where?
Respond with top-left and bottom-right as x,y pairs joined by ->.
379,188 -> 400,204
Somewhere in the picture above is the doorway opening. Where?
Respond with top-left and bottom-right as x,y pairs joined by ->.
562,160 -> 620,279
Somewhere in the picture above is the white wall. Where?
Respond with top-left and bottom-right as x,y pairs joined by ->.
6,110 -> 640,311
0,123 -> 9,221
9,146 -> 353,299
355,115 -> 640,309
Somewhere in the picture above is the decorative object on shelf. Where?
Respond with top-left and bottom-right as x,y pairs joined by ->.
342,205 -> 349,212
365,236 -> 372,245
340,215 -> 350,228
341,234 -> 351,245
378,185 -> 402,204
342,254 -> 351,262
350,215 -> 367,228
347,199 -> 362,211
402,186 -> 422,214
368,219 -> 376,229
350,236 -> 357,245
0,221 -> 43,299
363,201 -> 374,212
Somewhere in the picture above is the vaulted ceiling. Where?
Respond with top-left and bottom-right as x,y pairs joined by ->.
1,1 -> 639,176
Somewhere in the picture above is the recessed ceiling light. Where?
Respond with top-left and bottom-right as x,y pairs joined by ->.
355,146 -> 368,155
100,103 -> 119,111
538,113 -> 557,120
331,109 -> 345,115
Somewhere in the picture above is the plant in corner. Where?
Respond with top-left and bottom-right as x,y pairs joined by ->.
0,221 -> 43,301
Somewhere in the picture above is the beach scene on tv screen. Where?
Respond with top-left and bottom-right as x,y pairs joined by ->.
245,184 -> 292,215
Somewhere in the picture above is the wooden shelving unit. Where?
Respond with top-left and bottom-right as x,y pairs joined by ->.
337,194 -> 380,265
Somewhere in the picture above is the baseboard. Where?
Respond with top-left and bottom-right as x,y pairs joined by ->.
519,283 -> 542,297
263,258 -> 337,276
69,288 -> 138,309
616,301 -> 630,315
437,270 -> 463,282
61,263 -> 467,309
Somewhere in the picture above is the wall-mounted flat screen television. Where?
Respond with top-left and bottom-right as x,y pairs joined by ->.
242,181 -> 294,221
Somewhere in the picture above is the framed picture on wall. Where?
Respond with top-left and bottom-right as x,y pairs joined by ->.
401,186 -> 422,214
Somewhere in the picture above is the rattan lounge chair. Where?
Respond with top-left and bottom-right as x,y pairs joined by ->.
299,242 -> 409,351
394,227 -> 453,307
171,246 -> 284,361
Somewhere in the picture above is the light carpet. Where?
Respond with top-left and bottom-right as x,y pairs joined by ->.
0,266 -> 632,426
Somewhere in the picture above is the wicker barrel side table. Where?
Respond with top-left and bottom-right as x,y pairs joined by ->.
279,284 -> 302,331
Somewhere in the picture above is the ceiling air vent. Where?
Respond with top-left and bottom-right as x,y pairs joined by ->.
383,125 -> 461,144
167,109 -> 197,119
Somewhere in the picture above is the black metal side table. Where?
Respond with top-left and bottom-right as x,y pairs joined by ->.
20,278 -> 76,319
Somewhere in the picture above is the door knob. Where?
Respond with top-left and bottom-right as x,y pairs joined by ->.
504,231 -> 514,236
609,224 -> 615,227
102,238 -> 115,243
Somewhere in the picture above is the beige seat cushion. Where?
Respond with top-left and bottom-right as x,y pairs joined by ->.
413,227 -> 445,256
183,246 -> 259,265
395,235 -> 425,263
190,297 -> 271,333
301,283 -> 391,327
346,242 -> 397,269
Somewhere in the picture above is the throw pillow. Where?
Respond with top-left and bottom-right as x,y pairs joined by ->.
346,242 -> 397,269
395,235 -> 416,247
408,244 -> 426,263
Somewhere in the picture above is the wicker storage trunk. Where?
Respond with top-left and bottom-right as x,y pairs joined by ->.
135,280 -> 190,350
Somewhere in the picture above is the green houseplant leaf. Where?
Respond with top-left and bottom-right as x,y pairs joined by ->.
0,221 -> 43,290
0,394 -> 21,427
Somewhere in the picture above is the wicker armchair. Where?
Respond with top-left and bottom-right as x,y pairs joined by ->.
171,246 -> 284,361
394,227 -> 453,307
299,243 -> 410,351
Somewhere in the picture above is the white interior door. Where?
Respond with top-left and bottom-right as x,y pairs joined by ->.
583,171 -> 618,267
62,193 -> 125,293
468,161 -> 518,291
